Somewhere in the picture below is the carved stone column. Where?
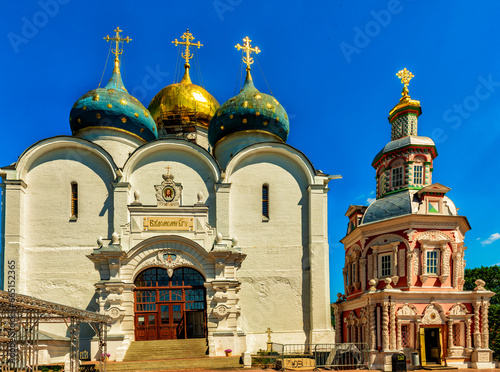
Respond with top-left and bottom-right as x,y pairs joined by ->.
334,305 -> 342,343
373,252 -> 379,280
343,268 -> 348,294
406,252 -> 414,286
474,302 -> 482,349
360,258 -> 367,292
415,320 -> 421,350
447,320 -> 454,351
390,301 -> 396,350
393,244 -> 398,278
369,302 -> 376,351
421,244 -> 427,276
396,321 -> 402,350
382,302 -> 389,351
482,302 -> 489,349
466,317 -> 472,350
452,251 -> 459,288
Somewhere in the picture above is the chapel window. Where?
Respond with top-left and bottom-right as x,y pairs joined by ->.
380,253 -> 392,277
262,184 -> 269,219
414,165 -> 423,185
426,251 -> 439,274
70,182 -> 78,220
392,166 -> 403,188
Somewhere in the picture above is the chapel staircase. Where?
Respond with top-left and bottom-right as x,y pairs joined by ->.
106,339 -> 241,371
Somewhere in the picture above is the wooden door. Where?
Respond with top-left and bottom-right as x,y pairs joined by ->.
172,303 -> 185,339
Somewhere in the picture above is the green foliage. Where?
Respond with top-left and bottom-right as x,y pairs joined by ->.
464,265 -> 500,360
464,265 -> 500,304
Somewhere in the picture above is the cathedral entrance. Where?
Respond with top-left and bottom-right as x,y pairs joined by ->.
134,267 -> 206,341
420,327 -> 442,366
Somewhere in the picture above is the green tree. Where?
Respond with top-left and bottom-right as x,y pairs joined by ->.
464,265 -> 500,360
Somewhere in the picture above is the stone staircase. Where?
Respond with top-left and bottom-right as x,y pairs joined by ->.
106,339 -> 241,371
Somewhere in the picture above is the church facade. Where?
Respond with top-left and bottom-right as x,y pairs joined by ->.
0,30 -> 334,362
333,69 -> 495,370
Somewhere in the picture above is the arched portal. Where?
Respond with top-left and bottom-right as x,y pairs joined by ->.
134,267 -> 206,341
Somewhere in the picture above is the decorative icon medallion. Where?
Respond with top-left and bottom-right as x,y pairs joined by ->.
154,166 -> 182,207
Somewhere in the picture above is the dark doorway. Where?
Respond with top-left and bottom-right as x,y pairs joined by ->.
134,267 -> 206,341
423,327 -> 441,365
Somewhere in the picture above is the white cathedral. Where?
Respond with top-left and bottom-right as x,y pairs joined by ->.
0,29 -> 335,362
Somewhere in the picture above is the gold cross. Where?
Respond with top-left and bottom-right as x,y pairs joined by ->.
104,27 -> 132,69
235,36 -> 260,71
172,29 -> 203,66
165,165 -> 172,175
396,68 -> 414,98
266,327 -> 273,343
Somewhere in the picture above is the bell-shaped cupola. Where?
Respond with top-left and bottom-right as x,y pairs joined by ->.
208,37 -> 289,167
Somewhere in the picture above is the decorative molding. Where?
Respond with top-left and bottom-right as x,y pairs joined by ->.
449,303 -> 469,316
397,303 -> 418,316
137,250 -> 197,277
421,303 -> 446,325
154,170 -> 183,207
416,230 -> 452,243
398,249 -> 406,277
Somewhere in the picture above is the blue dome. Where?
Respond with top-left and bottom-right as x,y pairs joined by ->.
208,70 -> 289,147
70,67 -> 157,142
361,190 -> 419,225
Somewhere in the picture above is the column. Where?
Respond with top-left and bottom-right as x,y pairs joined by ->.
406,252 -> 414,287
474,302 -> 481,349
382,302 -> 389,351
397,321 -> 402,350
370,303 -> 376,351
392,244 -> 398,278
415,320 -> 421,350
360,258 -> 367,292
466,318 -> 472,349
447,320 -> 454,351
334,306 -> 342,343
482,302 -> 490,349
390,301 -> 396,350
373,252 -> 379,279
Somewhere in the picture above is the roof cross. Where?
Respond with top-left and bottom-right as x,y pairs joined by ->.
235,36 -> 260,71
104,27 -> 132,70
266,327 -> 273,343
172,29 -> 203,66
396,68 -> 414,98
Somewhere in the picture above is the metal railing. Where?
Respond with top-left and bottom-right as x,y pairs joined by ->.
276,342 -> 369,370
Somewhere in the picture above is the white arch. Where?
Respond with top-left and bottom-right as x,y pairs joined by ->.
122,140 -> 221,182
15,136 -> 118,181
123,235 -> 213,283
225,143 -> 317,185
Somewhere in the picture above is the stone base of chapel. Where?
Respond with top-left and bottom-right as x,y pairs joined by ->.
471,349 -> 495,369
209,331 -> 246,356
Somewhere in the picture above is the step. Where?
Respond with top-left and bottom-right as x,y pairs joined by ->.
123,339 -> 208,362
106,356 -> 241,371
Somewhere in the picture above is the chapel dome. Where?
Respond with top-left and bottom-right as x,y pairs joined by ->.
208,70 -> 289,148
361,190 -> 417,225
148,64 -> 219,130
70,64 -> 157,142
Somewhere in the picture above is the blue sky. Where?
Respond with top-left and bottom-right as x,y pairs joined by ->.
1,1 -> 500,300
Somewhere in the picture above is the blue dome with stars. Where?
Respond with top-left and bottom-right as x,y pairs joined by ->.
208,70 -> 289,148
70,64 -> 157,142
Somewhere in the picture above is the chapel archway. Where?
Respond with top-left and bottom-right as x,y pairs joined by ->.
134,266 -> 206,341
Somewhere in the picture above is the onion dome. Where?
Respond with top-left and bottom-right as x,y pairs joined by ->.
148,63 -> 219,131
209,37 -> 289,148
70,28 -> 157,142
148,29 -> 219,135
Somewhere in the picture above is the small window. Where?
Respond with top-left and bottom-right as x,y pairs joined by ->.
70,182 -> 78,220
380,254 -> 392,277
401,324 -> 410,348
392,167 -> 403,187
426,251 -> 439,274
414,165 -> 423,185
262,184 -> 269,219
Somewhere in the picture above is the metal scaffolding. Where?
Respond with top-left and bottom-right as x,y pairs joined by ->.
0,290 -> 111,372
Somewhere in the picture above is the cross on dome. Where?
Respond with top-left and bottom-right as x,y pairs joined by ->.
172,29 -> 203,67
235,36 -> 260,71
104,27 -> 132,72
396,68 -> 414,98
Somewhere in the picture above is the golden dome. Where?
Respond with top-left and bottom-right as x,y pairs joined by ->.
148,65 -> 219,129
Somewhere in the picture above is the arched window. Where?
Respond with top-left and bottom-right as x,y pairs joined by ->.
70,182 -> 78,220
390,159 -> 405,188
262,184 -> 269,219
